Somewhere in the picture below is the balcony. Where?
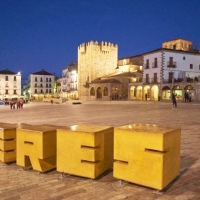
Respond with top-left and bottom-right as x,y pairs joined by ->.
152,62 -> 158,68
167,62 -> 177,68
143,78 -> 160,84
163,77 -> 200,83
144,64 -> 150,69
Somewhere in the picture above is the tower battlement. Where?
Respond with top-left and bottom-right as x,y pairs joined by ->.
78,41 -> 118,53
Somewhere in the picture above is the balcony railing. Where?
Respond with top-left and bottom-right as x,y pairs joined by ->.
163,77 -> 200,83
143,78 -> 160,84
167,62 -> 177,68
152,62 -> 158,68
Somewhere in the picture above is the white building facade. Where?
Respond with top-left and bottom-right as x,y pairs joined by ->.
0,69 -> 22,100
23,70 -> 55,100
129,38 -> 200,102
61,62 -> 78,99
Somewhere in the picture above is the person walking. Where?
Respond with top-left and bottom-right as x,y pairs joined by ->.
189,93 -> 192,102
172,93 -> 177,109
145,93 -> 148,101
184,91 -> 188,102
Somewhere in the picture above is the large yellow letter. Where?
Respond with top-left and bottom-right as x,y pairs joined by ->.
16,124 -> 57,172
57,124 -> 114,179
114,123 -> 181,190
0,122 -> 17,163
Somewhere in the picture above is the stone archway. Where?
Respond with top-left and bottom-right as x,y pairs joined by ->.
172,85 -> 182,100
90,87 -> 95,96
150,85 -> 159,100
103,87 -> 108,96
97,87 -> 102,99
129,86 -> 136,100
184,85 -> 195,101
162,86 -> 170,100
112,86 -> 119,100
143,85 -> 150,100
136,86 -> 143,100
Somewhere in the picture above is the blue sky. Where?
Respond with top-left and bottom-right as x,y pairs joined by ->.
1,0 -> 200,83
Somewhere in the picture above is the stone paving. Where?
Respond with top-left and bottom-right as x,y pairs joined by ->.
0,100 -> 200,200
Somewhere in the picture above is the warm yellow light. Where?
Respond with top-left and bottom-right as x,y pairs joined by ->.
72,70 -> 76,75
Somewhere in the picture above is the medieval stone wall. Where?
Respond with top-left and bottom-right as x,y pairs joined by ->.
78,41 -> 118,100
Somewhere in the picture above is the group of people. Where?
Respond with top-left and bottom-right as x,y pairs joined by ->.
172,91 -> 192,109
10,100 -> 24,109
184,91 -> 192,102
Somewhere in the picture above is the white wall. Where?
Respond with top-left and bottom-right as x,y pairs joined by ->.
143,52 -> 162,82
163,51 -> 200,80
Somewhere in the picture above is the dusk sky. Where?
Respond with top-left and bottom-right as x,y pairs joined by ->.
1,0 -> 200,84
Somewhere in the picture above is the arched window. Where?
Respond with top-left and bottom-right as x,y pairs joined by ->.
90,87 -> 95,96
97,87 -> 102,98
103,87 -> 108,96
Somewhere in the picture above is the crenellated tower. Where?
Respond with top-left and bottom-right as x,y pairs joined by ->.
78,40 -> 118,100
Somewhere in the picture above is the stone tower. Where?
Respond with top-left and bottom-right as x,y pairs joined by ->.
78,41 -> 118,100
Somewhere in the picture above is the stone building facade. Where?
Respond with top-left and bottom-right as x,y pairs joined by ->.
162,38 -> 193,51
78,41 -> 118,100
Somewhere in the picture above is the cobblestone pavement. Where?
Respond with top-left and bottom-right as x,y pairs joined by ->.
0,100 -> 200,200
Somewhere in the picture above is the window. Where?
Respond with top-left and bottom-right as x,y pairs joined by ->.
40,84 -> 43,87
46,78 -> 48,82
35,89 -> 37,93
154,58 -> 157,68
103,87 -> 108,96
35,83 -> 37,87
46,89 -> 48,93
49,84 -> 51,87
190,64 -> 193,69
41,89 -> 43,93
153,73 -> 157,83
14,76 -> 16,81
146,74 -> 149,83
146,59 -> 149,68
5,90 -> 8,94
49,78 -> 51,82
14,90 -> 17,94
183,57 -> 185,60
90,87 -> 95,96
199,65 -> 200,70
35,77 -> 37,82
49,89 -> 51,93
5,76 -> 8,81
169,57 -> 173,65
40,77 -> 43,82
46,83 -> 48,87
